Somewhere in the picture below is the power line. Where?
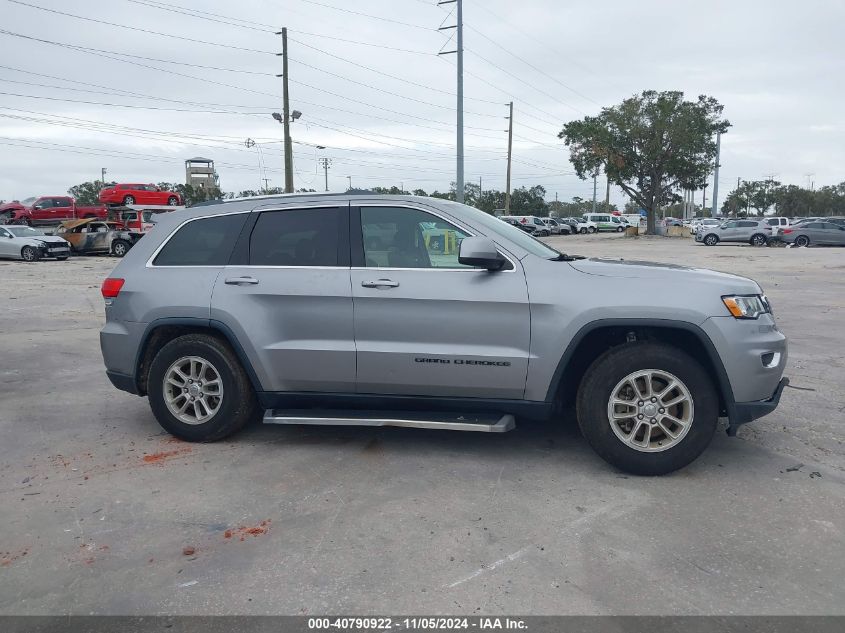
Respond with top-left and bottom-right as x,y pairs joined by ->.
295,0 -> 436,31
8,0 -> 275,54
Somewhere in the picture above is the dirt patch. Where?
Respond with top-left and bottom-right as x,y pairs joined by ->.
0,547 -> 30,567
141,447 -> 193,464
224,520 -> 272,542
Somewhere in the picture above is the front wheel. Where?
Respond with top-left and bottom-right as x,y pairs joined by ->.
750,233 -> 768,247
579,227 -> 587,234
112,239 -> 130,257
588,226 -> 596,234
616,226 -> 624,232
576,342 -> 718,475
21,245 -> 40,262
167,196 -> 178,206
795,235 -> 810,247
703,234 -> 719,246
123,195 -> 136,205
147,333 -> 258,442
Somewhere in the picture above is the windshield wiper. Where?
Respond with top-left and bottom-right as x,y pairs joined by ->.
550,253 -> 585,261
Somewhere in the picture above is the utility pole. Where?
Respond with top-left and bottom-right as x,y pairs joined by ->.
275,28 -> 294,193
262,177 -> 270,192
437,0 -> 463,203
592,172 -> 597,213
505,101 -> 513,214
319,157 -> 331,192
604,174 -> 611,213
346,175 -> 352,191
100,167 -> 107,186
702,183 -> 708,216
711,130 -> 721,219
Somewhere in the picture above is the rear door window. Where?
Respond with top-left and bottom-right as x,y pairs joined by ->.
153,214 -> 246,266
249,207 -> 342,267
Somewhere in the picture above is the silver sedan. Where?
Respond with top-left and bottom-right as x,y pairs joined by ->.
781,221 -> 845,247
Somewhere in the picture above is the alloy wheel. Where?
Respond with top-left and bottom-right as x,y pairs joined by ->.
163,356 -> 224,425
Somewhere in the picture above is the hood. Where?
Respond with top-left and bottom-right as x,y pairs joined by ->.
569,258 -> 761,293
36,235 -> 70,245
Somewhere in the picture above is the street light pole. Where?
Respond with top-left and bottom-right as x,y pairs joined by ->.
275,28 -> 294,193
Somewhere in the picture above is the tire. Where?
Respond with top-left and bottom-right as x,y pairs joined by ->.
703,234 -> 719,246
123,195 -> 136,205
750,233 -> 768,247
21,245 -> 39,262
588,227 -> 596,234
576,342 -> 718,476
795,235 -> 810,247
56,256 -> 68,261
617,226 -> 624,232
579,227 -> 587,234
147,333 -> 258,442
167,196 -> 178,206
112,239 -> 130,257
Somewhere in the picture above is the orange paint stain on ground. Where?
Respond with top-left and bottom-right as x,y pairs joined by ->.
0,547 -> 30,567
141,447 -> 192,464
223,520 -> 272,542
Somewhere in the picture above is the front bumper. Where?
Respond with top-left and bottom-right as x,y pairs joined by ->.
728,377 -> 789,435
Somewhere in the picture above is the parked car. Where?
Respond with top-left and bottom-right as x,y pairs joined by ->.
0,224 -> 71,261
499,216 -> 535,234
0,196 -> 109,226
569,217 -> 597,234
696,219 -> 773,247
692,218 -> 721,235
583,213 -> 624,232
100,193 -> 787,476
509,215 -> 550,236
620,213 -> 644,226
56,219 -> 142,257
780,222 -> 845,247
99,184 -> 182,207
542,218 -> 571,235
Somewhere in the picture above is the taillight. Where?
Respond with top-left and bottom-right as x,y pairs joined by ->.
101,278 -> 125,298
782,229 -> 793,234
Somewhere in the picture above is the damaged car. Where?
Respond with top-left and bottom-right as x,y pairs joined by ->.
56,219 -> 141,257
0,224 -> 71,261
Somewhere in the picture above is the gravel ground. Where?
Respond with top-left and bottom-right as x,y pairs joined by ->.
0,235 -> 843,615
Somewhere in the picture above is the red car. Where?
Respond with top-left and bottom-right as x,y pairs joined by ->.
0,196 -> 109,226
99,183 -> 182,207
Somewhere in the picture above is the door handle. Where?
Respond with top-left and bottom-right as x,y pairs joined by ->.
224,276 -> 259,285
361,279 -> 399,288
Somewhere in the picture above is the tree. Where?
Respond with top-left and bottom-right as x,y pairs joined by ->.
560,90 -> 730,234
509,185 -> 549,216
68,180 -> 116,205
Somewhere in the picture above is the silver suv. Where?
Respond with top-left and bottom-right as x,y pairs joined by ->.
696,219 -> 773,246
100,194 -> 788,475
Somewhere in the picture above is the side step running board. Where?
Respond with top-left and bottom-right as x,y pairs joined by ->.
263,409 -> 515,433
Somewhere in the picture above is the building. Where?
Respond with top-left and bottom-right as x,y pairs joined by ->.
185,157 -> 218,190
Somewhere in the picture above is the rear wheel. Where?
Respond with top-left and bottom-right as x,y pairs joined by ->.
167,196 -> 178,206
147,334 -> 258,442
617,226 -> 624,232
576,342 -> 718,475
21,245 -> 39,262
703,234 -> 719,246
112,239 -> 130,257
123,195 -> 136,205
588,226 -> 596,234
795,235 -> 810,247
579,227 -> 587,234
750,233 -> 768,247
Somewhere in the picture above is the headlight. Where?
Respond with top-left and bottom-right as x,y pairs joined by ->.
722,294 -> 770,319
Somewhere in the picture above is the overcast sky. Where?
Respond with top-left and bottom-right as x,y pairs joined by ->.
1,0 -> 843,207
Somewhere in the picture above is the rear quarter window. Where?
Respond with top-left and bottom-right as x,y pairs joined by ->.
153,214 -> 246,266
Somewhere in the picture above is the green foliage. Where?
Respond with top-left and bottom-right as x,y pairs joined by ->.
68,180 -> 116,205
549,196 -> 619,217
560,90 -> 730,233
722,182 -> 845,217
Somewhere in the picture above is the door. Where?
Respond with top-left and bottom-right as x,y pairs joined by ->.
719,221 -> 739,241
351,204 -> 531,399
52,197 -> 73,221
30,198 -> 54,223
210,204 -> 355,393
0,227 -> 15,257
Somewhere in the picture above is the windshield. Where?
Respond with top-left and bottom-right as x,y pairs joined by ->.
433,201 -> 562,259
7,226 -> 44,237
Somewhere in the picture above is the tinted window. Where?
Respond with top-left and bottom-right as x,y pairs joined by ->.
723,221 -> 737,228
250,208 -> 340,266
154,214 -> 245,266
35,199 -> 53,209
54,198 -> 71,207
807,222 -> 824,229
360,206 -> 471,269
766,219 -> 778,226
738,221 -> 757,227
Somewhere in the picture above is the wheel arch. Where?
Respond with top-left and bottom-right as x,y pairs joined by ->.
546,319 -> 736,426
133,317 -> 262,396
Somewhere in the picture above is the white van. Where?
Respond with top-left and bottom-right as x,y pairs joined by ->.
582,213 -> 625,232
620,213 -> 644,226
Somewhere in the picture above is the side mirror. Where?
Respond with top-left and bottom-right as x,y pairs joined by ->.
458,236 -> 505,271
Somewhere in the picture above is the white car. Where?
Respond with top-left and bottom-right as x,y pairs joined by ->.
0,224 -> 71,261
692,219 -> 721,235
